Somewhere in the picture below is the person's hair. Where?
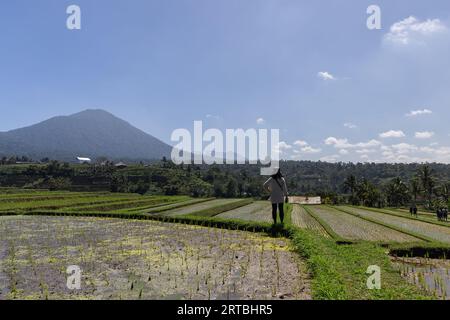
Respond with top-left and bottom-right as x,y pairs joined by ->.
271,169 -> 283,180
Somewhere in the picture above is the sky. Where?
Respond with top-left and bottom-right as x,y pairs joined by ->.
1,0 -> 450,163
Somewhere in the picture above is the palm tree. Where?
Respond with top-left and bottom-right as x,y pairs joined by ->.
344,175 -> 358,205
410,179 -> 421,206
440,183 -> 449,203
357,179 -> 380,207
418,165 -> 435,209
386,177 -> 410,207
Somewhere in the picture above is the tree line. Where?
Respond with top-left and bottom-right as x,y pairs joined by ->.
343,165 -> 449,209
0,157 -> 449,209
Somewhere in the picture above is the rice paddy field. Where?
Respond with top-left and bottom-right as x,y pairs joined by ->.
290,205 -> 330,237
391,257 -> 450,299
215,201 -> 273,223
0,188 -> 448,300
159,199 -> 248,217
0,216 -> 310,300
338,206 -> 450,243
307,206 -> 421,243
0,189 -> 190,214
364,207 -> 447,226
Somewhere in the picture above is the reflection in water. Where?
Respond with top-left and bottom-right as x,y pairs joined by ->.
391,257 -> 450,300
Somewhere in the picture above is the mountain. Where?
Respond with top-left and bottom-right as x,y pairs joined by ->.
0,109 -> 172,161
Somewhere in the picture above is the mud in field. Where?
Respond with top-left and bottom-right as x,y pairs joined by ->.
391,256 -> 450,300
0,216 -> 310,300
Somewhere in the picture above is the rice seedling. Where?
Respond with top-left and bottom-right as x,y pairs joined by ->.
0,215 -> 308,300
342,206 -> 450,243
392,256 -> 450,300
309,206 -> 421,242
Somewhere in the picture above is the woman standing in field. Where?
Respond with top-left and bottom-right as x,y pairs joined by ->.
263,169 -> 289,224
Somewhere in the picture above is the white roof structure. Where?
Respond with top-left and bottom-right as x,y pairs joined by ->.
76,157 -> 92,162
288,196 -> 321,205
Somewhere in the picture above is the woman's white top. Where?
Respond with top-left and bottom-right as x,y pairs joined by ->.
263,177 -> 288,204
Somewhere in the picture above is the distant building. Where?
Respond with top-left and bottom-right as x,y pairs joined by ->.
288,196 -> 321,205
76,157 -> 92,164
114,162 -> 128,169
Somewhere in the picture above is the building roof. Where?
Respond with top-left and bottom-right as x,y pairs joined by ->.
114,162 -> 127,167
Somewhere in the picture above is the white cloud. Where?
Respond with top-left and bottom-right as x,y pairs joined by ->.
391,143 -> 418,154
415,131 -> 435,139
384,16 -> 447,46
324,137 -> 349,148
325,137 -> 381,149
301,146 -> 322,154
344,122 -> 357,129
339,149 -> 349,155
433,147 -> 450,156
379,130 -> 406,138
356,149 -> 377,154
206,114 -> 220,120
293,140 -> 308,147
317,71 -> 335,81
406,109 -> 433,117
356,140 -> 382,149
256,117 -> 265,125
278,141 -> 292,150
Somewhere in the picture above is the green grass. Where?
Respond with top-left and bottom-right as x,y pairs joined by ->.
288,226 -> 431,300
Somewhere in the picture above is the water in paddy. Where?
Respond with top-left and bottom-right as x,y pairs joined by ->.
391,256 -> 450,300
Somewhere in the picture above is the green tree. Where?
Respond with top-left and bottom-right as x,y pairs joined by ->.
440,183 -> 449,203
409,179 -> 421,206
418,165 -> 435,209
385,177 -> 410,207
344,175 -> 358,205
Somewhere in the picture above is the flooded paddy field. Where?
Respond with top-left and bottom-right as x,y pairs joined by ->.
391,256 -> 450,299
0,216 -> 310,300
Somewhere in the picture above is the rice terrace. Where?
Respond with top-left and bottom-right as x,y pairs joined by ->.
1,181 -> 449,300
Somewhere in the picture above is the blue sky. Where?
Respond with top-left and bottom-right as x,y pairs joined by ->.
1,0 -> 450,163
